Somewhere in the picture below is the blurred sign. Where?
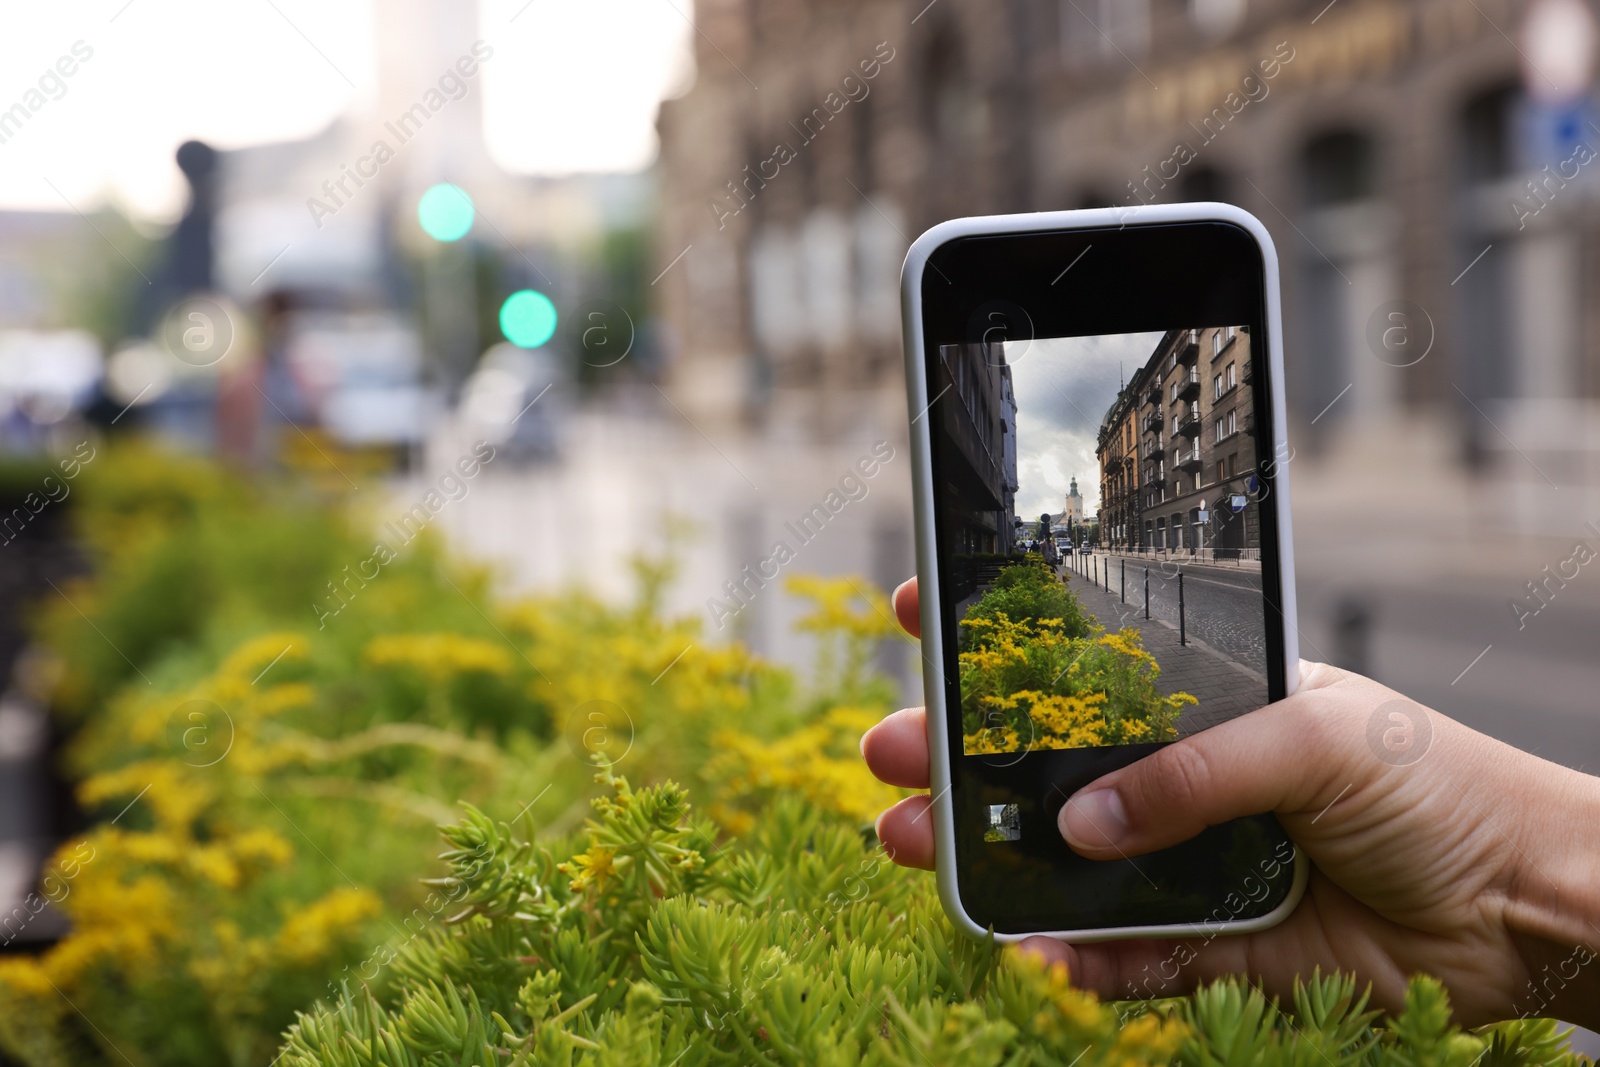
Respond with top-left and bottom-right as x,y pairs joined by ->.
1519,97 -> 1600,173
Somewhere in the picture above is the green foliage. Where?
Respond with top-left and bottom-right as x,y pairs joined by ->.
281,772 -> 1590,1067
0,444 -> 797,1067
961,560 -> 1091,650
1,445 -> 1591,1067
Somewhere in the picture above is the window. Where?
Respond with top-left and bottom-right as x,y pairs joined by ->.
1212,332 -> 1222,358
1227,362 -> 1236,389
1227,408 -> 1237,436
1214,418 -> 1224,443
1214,373 -> 1223,399
1174,478 -> 1182,494
1062,0 -> 1150,69
1171,381 -> 1178,401
1216,460 -> 1225,483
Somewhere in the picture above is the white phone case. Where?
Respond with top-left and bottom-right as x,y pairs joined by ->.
899,202 -> 1308,942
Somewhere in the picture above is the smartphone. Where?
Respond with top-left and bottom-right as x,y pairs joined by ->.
900,203 -> 1307,942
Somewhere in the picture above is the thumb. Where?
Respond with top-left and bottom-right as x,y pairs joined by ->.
1057,672 -> 1357,858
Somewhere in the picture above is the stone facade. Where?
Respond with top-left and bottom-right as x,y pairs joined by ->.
657,0 -> 1598,450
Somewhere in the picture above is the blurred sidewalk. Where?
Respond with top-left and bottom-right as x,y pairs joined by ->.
1291,411 -> 1600,772
396,400 -> 1600,773
399,393 -> 918,695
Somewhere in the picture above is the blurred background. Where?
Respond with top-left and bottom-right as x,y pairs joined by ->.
3,0 -> 1600,1021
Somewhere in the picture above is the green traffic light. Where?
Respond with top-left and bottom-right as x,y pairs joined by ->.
417,183 -> 474,241
500,290 -> 558,348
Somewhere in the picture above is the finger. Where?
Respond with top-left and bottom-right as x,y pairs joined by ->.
1058,670 -> 1361,859
892,577 -> 920,638
874,795 -> 936,870
861,706 -> 930,789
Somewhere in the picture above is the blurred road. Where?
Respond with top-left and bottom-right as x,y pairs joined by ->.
1290,416 -> 1600,774
412,404 -> 1600,774
1295,572 -> 1600,773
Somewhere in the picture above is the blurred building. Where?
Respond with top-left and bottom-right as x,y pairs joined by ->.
657,0 -> 1600,457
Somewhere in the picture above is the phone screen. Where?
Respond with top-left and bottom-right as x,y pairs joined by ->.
919,221 -> 1299,935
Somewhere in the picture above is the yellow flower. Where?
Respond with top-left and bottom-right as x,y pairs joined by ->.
189,844 -> 241,889
708,706 -> 903,826
783,575 -> 898,640
252,682 -> 316,717
273,887 -> 382,966
230,828 -> 294,869
218,632 -> 307,683
965,726 -> 1020,754
558,845 -> 619,892
1098,628 -> 1154,665
80,763 -> 212,836
363,633 -> 515,680
0,957 -> 56,1000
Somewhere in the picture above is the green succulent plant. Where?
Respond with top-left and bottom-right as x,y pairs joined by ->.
278,768 -> 1592,1067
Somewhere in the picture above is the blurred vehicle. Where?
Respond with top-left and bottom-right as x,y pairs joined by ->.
287,311 -> 435,450
0,331 -> 101,449
458,342 -> 568,461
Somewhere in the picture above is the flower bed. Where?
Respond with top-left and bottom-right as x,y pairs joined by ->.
960,561 -> 1193,752
0,447 -> 1584,1066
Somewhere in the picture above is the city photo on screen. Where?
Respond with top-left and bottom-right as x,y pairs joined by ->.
934,327 -> 1270,756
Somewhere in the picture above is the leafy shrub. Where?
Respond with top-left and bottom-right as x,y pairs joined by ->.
0,445 -> 847,1066
278,767 -> 1588,1067
960,560 -> 1091,649
0,446 -> 1587,1067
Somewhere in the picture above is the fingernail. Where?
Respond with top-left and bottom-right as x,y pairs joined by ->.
1059,788 -> 1129,849
859,726 -> 872,759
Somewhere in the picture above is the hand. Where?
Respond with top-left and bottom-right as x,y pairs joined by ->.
863,577 -> 1600,1026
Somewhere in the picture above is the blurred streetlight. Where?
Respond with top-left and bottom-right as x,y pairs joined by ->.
499,290 -> 558,349
417,183 -> 475,241
417,183 -> 479,394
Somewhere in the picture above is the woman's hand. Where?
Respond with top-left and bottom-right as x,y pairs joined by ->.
862,577 -> 1600,1026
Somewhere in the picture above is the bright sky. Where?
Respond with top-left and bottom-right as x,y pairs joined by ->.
0,0 -> 693,220
1007,332 -> 1166,521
